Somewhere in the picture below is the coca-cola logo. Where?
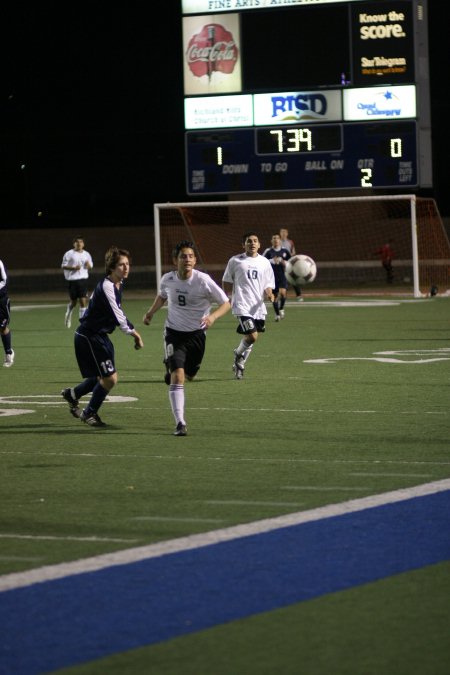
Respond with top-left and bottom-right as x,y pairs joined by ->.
186,23 -> 238,79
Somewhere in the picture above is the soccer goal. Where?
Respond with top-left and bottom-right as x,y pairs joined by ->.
153,195 -> 450,297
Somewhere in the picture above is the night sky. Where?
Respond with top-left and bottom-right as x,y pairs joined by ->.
1,2 -> 448,229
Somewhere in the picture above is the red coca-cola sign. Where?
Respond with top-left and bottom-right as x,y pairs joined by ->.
186,23 -> 238,79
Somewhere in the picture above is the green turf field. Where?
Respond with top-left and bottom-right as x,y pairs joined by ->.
1,294 -> 449,674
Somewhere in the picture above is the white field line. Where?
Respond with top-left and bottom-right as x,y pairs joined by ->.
0,557 -> 43,561
0,479 -> 449,593
131,517 -> 226,523
281,486 -> 369,491
0,534 -> 139,543
348,472 -> 432,478
12,305 -> 66,311
1,407 -> 449,415
205,501 -> 305,507
0,451 -> 449,466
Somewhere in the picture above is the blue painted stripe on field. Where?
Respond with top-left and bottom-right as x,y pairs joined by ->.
1,490 -> 449,675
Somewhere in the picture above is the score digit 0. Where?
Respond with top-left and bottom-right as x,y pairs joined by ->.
390,137 -> 402,158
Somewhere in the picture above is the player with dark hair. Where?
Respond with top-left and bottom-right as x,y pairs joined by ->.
223,232 -> 275,379
61,246 -> 143,427
0,258 -> 14,367
262,233 -> 290,321
143,240 -> 230,436
61,236 -> 93,328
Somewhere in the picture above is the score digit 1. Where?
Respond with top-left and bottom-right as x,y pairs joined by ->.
390,137 -> 402,158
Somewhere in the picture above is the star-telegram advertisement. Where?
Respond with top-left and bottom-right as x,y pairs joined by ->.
352,1 -> 415,86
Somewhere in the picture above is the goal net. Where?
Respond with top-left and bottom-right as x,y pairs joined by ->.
153,195 -> 450,297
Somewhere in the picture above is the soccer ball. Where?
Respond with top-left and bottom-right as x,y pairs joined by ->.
285,254 -> 317,285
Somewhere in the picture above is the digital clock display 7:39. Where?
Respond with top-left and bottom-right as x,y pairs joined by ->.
256,125 -> 342,154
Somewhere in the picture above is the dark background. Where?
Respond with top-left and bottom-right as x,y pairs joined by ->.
1,1 -> 448,230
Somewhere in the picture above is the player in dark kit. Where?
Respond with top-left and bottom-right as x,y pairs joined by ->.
0,259 -> 15,367
262,234 -> 290,321
61,246 -> 143,427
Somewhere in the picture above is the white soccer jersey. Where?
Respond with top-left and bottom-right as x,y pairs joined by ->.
0,259 -> 7,294
159,268 -> 228,332
61,249 -> 93,281
280,237 -> 295,255
223,253 -> 275,318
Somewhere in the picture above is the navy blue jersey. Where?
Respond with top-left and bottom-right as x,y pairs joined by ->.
262,247 -> 290,286
78,277 -> 135,336
0,260 -> 10,329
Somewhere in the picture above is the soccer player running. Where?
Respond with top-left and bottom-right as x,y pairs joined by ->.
223,232 -> 275,380
0,258 -> 15,367
61,236 -> 94,328
143,240 -> 230,436
61,246 -> 144,427
279,226 -> 303,301
262,233 -> 290,321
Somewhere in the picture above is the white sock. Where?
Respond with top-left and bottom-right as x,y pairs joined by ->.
79,308 -> 87,319
242,345 -> 253,364
169,384 -> 185,425
236,338 -> 250,356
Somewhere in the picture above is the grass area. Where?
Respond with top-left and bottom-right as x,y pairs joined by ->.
1,294 -> 449,674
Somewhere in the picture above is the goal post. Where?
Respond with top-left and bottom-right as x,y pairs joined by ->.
153,195 -> 450,298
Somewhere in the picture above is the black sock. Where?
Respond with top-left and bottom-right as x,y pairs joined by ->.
74,377 -> 98,400
1,332 -> 12,353
86,382 -> 108,414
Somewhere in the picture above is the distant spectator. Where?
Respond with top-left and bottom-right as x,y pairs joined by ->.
374,240 -> 394,284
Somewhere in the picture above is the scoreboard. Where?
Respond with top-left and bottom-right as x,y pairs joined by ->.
181,0 -> 431,195
186,121 -> 417,192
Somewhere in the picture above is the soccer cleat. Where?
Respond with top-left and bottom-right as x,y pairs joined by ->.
280,310 -> 285,319
173,422 -> 187,436
80,410 -> 106,427
61,388 -> 81,418
64,310 -> 72,328
275,315 -> 281,322
296,296 -> 304,302
3,350 -> 14,368
233,349 -> 245,379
